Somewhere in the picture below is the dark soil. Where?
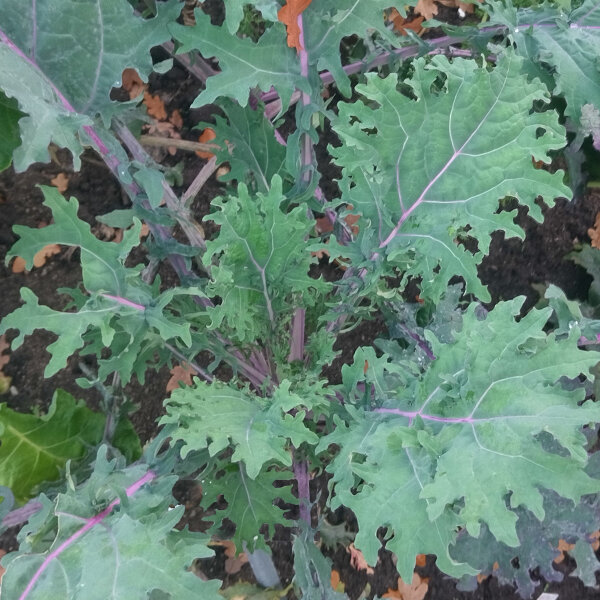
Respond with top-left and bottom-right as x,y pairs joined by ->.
2,13 -> 600,600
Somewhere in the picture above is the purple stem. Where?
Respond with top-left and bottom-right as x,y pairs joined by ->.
100,293 -> 145,311
288,308 -> 305,362
293,459 -> 311,525
374,407 -> 475,425
19,471 -> 156,600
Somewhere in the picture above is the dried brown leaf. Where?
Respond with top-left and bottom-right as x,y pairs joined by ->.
50,172 -> 69,193
166,362 -> 195,392
278,0 -> 312,51
383,573 -> 429,600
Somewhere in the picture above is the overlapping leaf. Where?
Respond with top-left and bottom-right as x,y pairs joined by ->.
487,0 -> 600,128
199,99 -> 287,193
330,52 -> 570,302
0,90 -> 23,171
0,390 -> 104,503
202,175 -> 329,342
0,0 -> 180,118
223,0 -> 280,34
162,379 -> 318,478
1,187 -> 194,380
302,0 -> 417,96
170,11 -> 309,110
0,448 -> 221,599
318,298 -> 600,581
202,463 -> 296,553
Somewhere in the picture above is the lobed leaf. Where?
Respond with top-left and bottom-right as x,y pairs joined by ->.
319,298 -> 600,581
330,52 -> 571,302
202,175 -> 329,343
0,90 -> 24,171
162,379 -> 318,479
170,11 -> 309,110
0,448 -> 221,599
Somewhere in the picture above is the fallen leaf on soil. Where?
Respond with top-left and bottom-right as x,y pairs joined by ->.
278,0 -> 312,51
210,540 -> 249,575
330,569 -> 345,592
588,213 -> 600,248
0,549 -> 5,582
196,127 -> 217,159
50,172 -> 69,193
12,244 -> 61,273
415,554 -> 427,567
554,538 -> 575,564
590,530 -> 600,550
388,8 -> 425,35
144,91 -> 168,120
414,0 -> 438,20
139,223 -> 150,239
383,573 -> 429,600
348,543 -> 374,575
166,362 -> 195,392
122,68 -> 146,99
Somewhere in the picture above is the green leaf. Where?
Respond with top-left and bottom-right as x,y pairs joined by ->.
0,43 -> 91,171
319,298 -> 600,581
489,0 -> 600,128
0,390 -> 104,503
222,0 -> 279,34
330,52 -> 571,302
170,11 -> 309,110
202,175 -> 329,343
162,379 -> 318,479
0,90 -> 24,171
202,463 -> 296,553
7,186 -> 141,294
0,0 -> 181,120
304,0 -> 417,97
292,522 -> 349,600
0,448 -> 221,599
200,98 -> 287,193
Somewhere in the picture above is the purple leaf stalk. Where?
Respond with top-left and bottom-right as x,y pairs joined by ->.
18,471 -> 156,600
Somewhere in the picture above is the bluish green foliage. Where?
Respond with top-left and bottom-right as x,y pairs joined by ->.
1,0 -> 600,598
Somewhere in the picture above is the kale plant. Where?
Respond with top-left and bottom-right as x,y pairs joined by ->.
1,0 -> 600,597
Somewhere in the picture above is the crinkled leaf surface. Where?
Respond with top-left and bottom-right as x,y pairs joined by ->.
202,175 -> 329,343
202,464 -> 296,552
0,0 -> 180,118
0,90 -> 24,171
162,379 -> 318,478
330,53 -> 570,302
303,0 -> 416,97
201,98 -> 287,193
0,448 -> 221,599
318,298 -> 600,581
488,0 -> 600,127
170,11 -> 309,110
0,390 -> 104,503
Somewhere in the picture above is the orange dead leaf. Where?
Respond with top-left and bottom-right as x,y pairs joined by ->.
388,8 -> 425,35
330,569 -> 345,592
383,573 -> 429,600
588,213 -> 600,249
278,0 -> 312,51
415,554 -> 427,568
122,68 -> 146,99
590,530 -> 600,551
139,223 -> 150,239
210,540 -> 248,575
144,91 -> 167,120
196,127 -> 217,159
348,543 -> 375,575
414,0 -> 438,20
50,172 -> 69,193
554,538 -> 575,564
166,362 -> 195,392
12,244 -> 61,273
